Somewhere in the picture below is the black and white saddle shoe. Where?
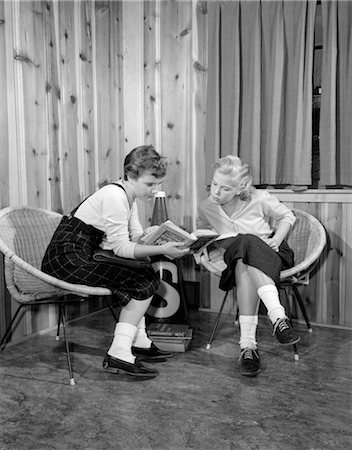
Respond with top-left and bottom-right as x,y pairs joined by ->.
239,348 -> 261,377
132,343 -> 174,362
273,318 -> 300,345
102,354 -> 159,378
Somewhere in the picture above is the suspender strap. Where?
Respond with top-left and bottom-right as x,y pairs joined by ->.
68,183 -> 127,218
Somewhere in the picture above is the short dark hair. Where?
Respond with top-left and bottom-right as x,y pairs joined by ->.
124,145 -> 167,180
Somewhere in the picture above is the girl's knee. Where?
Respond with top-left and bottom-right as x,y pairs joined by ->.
241,234 -> 263,246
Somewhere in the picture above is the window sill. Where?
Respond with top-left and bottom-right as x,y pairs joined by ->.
267,189 -> 352,203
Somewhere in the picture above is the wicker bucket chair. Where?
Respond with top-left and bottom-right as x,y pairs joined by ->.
200,209 -> 327,359
0,206 -> 114,385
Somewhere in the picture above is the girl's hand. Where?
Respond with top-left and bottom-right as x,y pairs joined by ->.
160,242 -> 190,259
263,237 -> 280,252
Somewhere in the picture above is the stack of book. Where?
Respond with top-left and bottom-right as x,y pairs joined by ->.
147,323 -> 193,352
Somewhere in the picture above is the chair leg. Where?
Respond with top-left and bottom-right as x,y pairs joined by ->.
292,285 -> 313,333
108,305 -> 119,322
279,287 -> 299,361
56,304 -> 62,341
0,304 -> 25,350
286,312 -> 300,362
206,291 -> 229,350
233,288 -> 239,325
234,305 -> 239,325
60,304 -> 75,386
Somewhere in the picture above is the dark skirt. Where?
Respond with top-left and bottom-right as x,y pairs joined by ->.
41,215 -> 160,306
218,234 -> 294,291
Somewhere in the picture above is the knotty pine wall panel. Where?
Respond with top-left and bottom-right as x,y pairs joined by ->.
0,0 -> 203,220
156,1 -> 194,230
14,2 -> 48,208
267,194 -> 352,328
44,1 -> 64,212
57,1 -> 81,211
78,0 -> 97,197
94,1 -> 124,187
0,1 -> 10,207
143,0 -> 161,224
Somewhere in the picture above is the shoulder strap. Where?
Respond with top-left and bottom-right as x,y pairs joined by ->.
111,182 -> 133,209
69,183 -> 128,217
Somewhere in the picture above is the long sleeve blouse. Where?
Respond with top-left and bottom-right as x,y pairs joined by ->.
74,183 -> 143,259
197,189 -> 296,240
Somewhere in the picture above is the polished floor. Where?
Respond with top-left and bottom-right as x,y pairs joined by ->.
0,308 -> 351,450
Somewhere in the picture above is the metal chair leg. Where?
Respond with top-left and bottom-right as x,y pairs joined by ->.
0,304 -> 25,350
234,305 -> 239,325
108,305 -> 119,322
206,291 -> 229,350
292,285 -> 313,333
60,304 -> 75,386
56,304 -> 62,340
279,287 -> 299,361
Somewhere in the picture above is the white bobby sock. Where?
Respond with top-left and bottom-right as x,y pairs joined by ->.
107,322 -> 137,364
239,315 -> 258,350
257,285 -> 286,324
133,316 -> 152,349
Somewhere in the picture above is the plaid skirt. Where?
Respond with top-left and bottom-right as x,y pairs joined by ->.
218,234 -> 294,291
41,215 -> 160,306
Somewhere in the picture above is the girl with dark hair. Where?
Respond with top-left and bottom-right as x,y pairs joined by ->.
197,155 -> 300,377
42,145 -> 189,379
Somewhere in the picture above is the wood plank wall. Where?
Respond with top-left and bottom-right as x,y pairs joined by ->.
274,192 -> 352,329
0,0 -> 207,221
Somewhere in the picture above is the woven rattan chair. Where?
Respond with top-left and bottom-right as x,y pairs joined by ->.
0,206 -> 115,385
200,209 -> 327,359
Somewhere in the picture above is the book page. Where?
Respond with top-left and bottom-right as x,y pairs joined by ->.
152,229 -> 194,246
142,220 -> 195,246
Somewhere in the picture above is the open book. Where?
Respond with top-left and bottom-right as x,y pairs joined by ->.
141,220 -> 219,254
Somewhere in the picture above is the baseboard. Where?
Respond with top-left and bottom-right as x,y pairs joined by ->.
198,308 -> 352,331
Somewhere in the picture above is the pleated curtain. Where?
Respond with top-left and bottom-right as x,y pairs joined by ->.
205,0 -> 316,185
320,1 -> 352,186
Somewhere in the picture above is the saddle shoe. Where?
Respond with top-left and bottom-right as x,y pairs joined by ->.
273,318 -> 300,345
239,348 -> 261,377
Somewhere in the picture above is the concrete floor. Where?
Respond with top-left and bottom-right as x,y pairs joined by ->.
0,308 -> 351,450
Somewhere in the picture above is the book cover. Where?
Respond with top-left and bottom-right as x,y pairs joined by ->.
152,329 -> 193,352
142,220 -> 218,254
147,322 -> 189,337
150,332 -> 193,342
153,339 -> 192,353
151,328 -> 193,342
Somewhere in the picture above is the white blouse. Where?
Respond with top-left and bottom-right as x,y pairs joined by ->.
74,183 -> 143,259
197,189 -> 296,240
